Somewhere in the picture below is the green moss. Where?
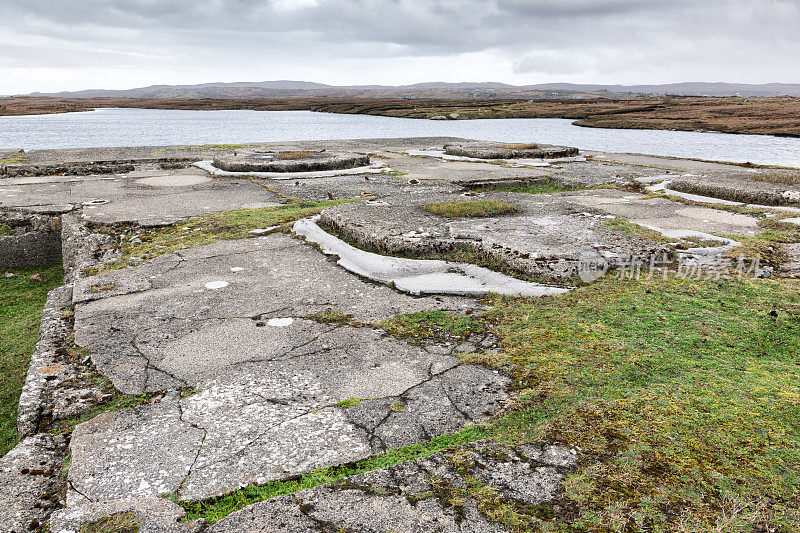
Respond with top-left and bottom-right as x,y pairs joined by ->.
378,310 -> 484,344
421,199 -> 518,218
0,223 -> 12,236
486,180 -> 575,195
0,151 -> 29,165
390,401 -> 406,412
94,200 -> 353,274
603,216 -> 672,243
336,397 -> 362,408
80,512 -> 140,533
304,310 -> 356,325
0,264 -> 63,456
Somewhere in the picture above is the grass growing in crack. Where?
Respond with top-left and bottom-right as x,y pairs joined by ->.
603,216 -> 673,243
94,199 -> 353,273
303,310 -> 356,325
172,427 -> 492,524
0,263 -> 63,456
378,310 -> 484,344
80,512 -> 140,533
48,388 -> 160,436
421,199 -> 517,218
0,223 -> 13,236
486,180 -> 576,195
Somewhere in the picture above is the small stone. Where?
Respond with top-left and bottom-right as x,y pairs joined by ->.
266,317 -> 294,327
204,281 -> 230,290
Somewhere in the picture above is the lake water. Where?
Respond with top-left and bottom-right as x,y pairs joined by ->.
2,107 -> 799,167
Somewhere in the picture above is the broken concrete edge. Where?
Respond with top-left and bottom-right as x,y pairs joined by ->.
16,285 -> 74,438
60,212 -> 123,284
292,216 -> 571,298
0,210 -> 64,269
0,157 -> 199,178
194,159 -> 390,179
49,495 -> 204,533
443,142 -> 580,160
204,439 -> 579,531
0,433 -> 69,532
670,177 -> 800,208
645,179 -> 800,213
212,152 -> 370,173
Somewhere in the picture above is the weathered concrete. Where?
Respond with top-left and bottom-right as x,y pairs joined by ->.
670,174 -> 800,206
0,167 -> 280,226
212,151 -> 370,173
443,141 -> 579,160
0,434 -> 67,532
209,440 -> 578,533
295,217 -> 569,297
50,496 -> 203,533
318,190 -> 673,282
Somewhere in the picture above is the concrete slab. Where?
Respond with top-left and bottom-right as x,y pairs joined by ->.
563,189 -> 761,236
0,167 -> 280,225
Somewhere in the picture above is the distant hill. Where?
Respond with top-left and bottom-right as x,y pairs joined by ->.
25,81 -> 800,99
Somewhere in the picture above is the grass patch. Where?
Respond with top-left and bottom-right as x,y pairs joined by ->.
487,180 -> 576,195
0,264 -> 63,456
498,143 -> 540,150
80,512 -> 140,533
484,275 -> 800,530
275,150 -> 315,160
421,199 -> 517,218
0,151 -> 30,165
0,223 -> 13,236
747,173 -> 800,186
603,216 -> 672,243
378,310 -> 484,344
95,200 -> 353,273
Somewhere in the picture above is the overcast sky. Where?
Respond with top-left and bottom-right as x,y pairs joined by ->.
2,0 -> 799,94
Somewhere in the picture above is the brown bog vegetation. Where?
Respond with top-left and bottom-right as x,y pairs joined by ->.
2,95 -> 799,137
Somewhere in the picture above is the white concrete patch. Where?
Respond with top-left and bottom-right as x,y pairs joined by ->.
194,160 -> 389,179
267,317 -> 294,327
293,217 -> 569,298
248,226 -> 280,235
646,179 -> 800,213
230,267 -> 244,272
204,281 -> 229,290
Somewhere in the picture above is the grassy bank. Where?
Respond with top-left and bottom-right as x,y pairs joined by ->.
177,274 -> 800,530
0,264 -> 63,456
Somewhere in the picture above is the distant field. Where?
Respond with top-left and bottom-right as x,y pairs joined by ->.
2,95 -> 799,137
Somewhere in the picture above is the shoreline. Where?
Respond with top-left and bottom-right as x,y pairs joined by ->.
2,95 -> 799,138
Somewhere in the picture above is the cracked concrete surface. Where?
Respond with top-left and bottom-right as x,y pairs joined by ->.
208,440 -> 578,532
67,233 -> 509,502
